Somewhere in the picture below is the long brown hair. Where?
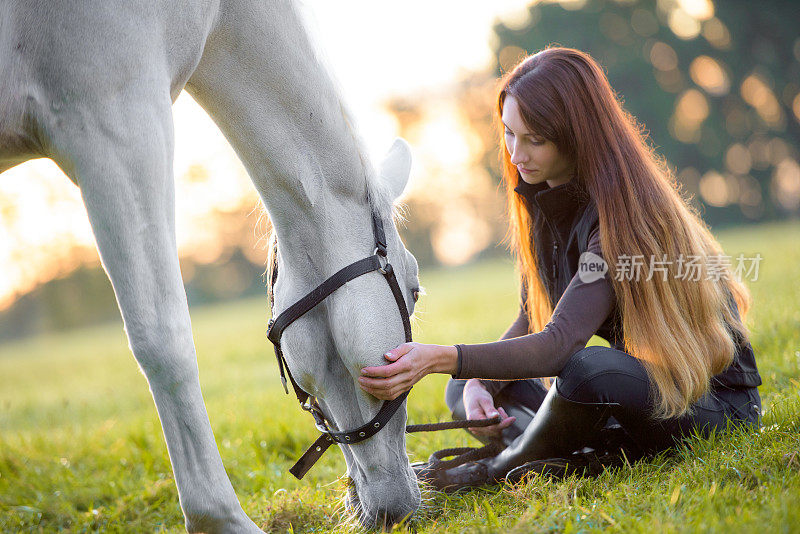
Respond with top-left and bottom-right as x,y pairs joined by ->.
498,47 -> 752,419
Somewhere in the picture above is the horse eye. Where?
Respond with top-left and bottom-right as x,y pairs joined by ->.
412,289 -> 420,303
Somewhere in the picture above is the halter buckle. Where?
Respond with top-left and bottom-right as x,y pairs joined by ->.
315,422 -> 331,434
374,247 -> 390,275
302,399 -> 330,430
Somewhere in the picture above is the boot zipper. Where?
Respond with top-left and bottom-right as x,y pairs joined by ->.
552,241 -> 559,281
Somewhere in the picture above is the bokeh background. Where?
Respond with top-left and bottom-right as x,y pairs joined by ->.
1,0 -> 799,340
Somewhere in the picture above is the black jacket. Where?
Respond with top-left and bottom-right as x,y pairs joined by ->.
516,178 -> 761,389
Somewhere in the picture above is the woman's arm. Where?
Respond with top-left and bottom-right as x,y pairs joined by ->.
358,343 -> 458,400
455,267 -> 614,380
456,226 -> 614,380
360,227 -> 614,399
479,306 -> 530,397
356,310 -> 533,401
358,272 -> 614,400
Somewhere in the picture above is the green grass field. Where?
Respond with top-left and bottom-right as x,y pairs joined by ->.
1,221 -> 799,532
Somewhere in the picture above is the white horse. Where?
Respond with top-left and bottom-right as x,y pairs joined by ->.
0,0 -> 422,531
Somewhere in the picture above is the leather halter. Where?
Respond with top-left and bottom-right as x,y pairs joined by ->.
266,210 -> 413,479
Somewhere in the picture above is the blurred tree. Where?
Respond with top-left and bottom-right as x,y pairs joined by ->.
386,0 -> 800,280
0,251 -> 270,342
491,0 -> 800,225
385,73 -> 509,268
4,0 -> 799,340
0,197 -> 271,342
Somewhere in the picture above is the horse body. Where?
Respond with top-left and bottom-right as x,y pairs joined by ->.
1,0 -> 421,530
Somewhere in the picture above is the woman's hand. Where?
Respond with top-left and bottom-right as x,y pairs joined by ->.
463,379 -> 516,438
358,342 -> 457,401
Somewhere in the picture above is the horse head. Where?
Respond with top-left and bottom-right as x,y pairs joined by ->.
271,139 -> 422,527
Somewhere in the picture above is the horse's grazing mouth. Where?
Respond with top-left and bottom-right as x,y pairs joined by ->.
345,476 -> 414,531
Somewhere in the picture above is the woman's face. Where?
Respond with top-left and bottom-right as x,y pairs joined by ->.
502,95 -> 574,188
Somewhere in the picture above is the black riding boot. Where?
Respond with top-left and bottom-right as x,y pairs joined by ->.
427,381 -> 615,491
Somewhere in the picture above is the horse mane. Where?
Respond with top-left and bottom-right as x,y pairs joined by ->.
293,0 -> 403,224
259,0 -> 405,290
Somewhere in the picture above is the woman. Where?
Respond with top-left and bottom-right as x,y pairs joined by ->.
358,47 -> 761,489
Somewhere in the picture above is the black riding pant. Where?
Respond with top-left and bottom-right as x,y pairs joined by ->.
445,345 -> 761,454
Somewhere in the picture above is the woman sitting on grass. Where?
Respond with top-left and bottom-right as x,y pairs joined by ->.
357,46 -> 762,490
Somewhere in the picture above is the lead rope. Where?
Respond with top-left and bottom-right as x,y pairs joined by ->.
405,415 -> 504,473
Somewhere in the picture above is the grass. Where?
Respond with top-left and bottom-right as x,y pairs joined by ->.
1,220 -> 799,532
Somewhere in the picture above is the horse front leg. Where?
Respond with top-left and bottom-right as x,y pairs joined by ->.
48,89 -> 263,534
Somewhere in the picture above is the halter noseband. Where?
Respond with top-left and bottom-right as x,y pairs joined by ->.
266,210 -> 413,479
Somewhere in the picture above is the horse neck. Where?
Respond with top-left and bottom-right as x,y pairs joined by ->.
186,0 -> 382,271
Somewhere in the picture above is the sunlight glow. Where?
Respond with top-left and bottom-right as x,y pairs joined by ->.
738,175 -> 764,219
401,97 -> 502,265
668,7 -> 702,40
725,143 -> 752,175
699,170 -> 728,207
0,1 -> 533,307
741,74 -> 785,129
0,160 -> 96,309
649,42 -> 679,71
772,158 -> 800,211
677,0 -> 714,21
671,88 -> 709,143
702,17 -> 732,50
689,55 -> 730,96
793,93 -> 800,124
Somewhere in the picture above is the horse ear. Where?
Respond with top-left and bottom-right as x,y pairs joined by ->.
378,138 -> 412,201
